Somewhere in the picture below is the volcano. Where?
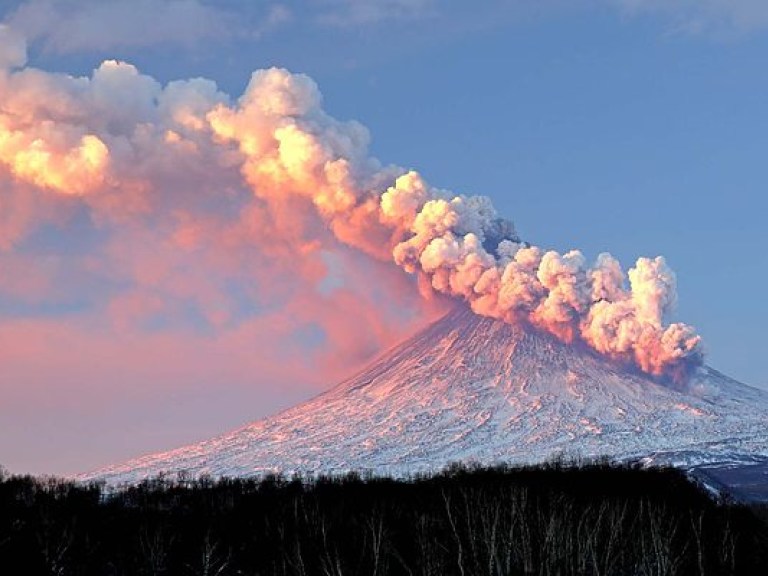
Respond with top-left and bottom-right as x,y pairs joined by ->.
84,307 -> 768,485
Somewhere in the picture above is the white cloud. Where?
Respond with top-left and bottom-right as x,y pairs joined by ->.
4,0 -> 291,53
3,0 -> 767,60
314,0 -> 436,26
614,0 -> 768,34
314,0 -> 768,33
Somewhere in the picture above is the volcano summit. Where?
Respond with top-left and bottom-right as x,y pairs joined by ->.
85,307 -> 768,485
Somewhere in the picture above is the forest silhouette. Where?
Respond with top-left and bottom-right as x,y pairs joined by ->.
0,461 -> 766,575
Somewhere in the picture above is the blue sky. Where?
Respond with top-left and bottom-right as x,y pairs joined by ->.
1,0 -> 767,474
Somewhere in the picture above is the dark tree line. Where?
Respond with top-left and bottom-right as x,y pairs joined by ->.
0,462 -> 766,575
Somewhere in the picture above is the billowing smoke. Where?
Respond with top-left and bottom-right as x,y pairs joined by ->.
0,27 -> 703,380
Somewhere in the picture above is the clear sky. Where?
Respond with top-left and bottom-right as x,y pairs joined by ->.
0,0 -> 766,476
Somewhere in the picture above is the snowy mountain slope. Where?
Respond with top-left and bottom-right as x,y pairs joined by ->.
83,307 -> 768,484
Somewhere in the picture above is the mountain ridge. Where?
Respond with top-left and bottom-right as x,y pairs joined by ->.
83,306 -> 768,484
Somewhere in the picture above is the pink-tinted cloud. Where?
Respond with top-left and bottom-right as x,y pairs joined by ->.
0,43 -> 700,379
0,314 -> 337,475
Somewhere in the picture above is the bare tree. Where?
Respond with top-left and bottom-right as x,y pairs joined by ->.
186,532 -> 230,576
36,523 -> 74,576
637,500 -> 688,576
139,526 -> 173,576
366,509 -> 388,576
442,489 -> 466,576
689,509 -> 706,576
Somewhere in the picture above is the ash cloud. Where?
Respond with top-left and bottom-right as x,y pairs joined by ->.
0,35 -> 703,380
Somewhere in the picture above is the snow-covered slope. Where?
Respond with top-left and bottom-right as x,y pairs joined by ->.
83,307 -> 768,484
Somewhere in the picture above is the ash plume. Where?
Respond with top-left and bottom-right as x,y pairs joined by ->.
0,29 -> 703,379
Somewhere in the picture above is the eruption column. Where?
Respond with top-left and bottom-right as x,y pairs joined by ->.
207,69 -> 702,379
0,39 -> 703,380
